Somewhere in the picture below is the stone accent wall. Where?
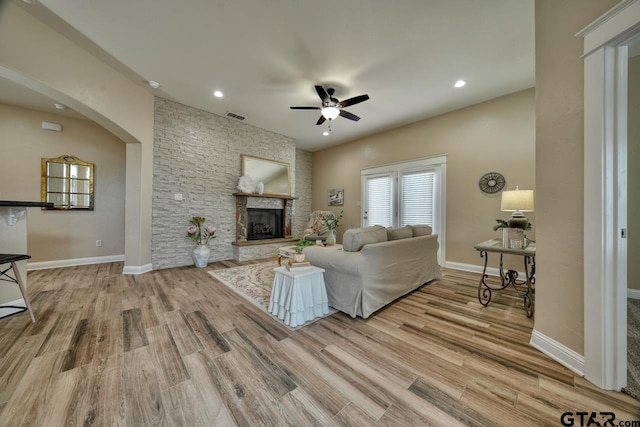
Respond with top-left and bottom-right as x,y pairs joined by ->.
152,98 -> 308,269
294,149 -> 313,236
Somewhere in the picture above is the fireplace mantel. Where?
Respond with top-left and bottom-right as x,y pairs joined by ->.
233,193 -> 298,245
232,193 -> 297,200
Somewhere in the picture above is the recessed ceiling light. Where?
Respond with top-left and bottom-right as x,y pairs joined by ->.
22,0 -> 37,4
322,131 -> 330,136
54,103 -> 67,110
454,80 -> 466,88
148,80 -> 161,89
213,90 -> 224,98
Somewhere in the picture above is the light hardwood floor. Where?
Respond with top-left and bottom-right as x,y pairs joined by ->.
0,260 -> 638,426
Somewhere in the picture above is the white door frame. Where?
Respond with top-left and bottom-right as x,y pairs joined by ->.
579,0 -> 640,390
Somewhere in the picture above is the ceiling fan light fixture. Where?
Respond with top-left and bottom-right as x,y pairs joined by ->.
321,106 -> 340,120
323,130 -> 330,136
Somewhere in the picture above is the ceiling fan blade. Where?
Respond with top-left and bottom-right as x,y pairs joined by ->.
316,115 -> 326,125
339,110 -> 360,121
315,85 -> 329,103
338,94 -> 370,108
290,106 -> 321,110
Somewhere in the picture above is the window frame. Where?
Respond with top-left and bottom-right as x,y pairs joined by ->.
361,155 -> 446,264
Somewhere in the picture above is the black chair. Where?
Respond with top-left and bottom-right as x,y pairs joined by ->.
0,254 -> 36,323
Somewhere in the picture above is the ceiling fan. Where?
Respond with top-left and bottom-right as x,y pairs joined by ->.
290,85 -> 370,125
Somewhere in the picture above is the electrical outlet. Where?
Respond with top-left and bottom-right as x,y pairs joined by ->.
174,193 -> 183,201
96,240 -> 102,247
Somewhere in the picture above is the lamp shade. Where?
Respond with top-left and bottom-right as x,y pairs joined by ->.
501,187 -> 534,212
321,106 -> 340,120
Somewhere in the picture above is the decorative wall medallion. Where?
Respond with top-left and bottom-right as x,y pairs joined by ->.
479,172 -> 506,194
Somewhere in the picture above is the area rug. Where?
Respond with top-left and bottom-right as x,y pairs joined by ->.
624,298 -> 640,400
208,262 -> 335,329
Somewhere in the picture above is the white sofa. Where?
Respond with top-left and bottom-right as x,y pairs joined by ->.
303,225 -> 441,318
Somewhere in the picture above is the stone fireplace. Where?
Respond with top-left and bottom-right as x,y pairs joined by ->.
232,193 -> 297,260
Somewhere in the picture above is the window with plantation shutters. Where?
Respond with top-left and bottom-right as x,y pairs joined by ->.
400,171 -> 435,227
363,174 -> 394,227
361,155 -> 446,263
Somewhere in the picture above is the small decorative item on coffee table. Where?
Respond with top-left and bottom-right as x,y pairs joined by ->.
277,242 -> 343,266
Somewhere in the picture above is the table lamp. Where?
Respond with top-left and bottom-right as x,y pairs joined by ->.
501,186 -> 534,229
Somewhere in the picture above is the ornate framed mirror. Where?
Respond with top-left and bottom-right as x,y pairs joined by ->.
241,155 -> 291,196
41,155 -> 94,210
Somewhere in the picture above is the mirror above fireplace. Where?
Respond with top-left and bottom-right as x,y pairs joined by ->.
241,155 -> 291,196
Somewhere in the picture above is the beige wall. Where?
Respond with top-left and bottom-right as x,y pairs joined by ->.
0,103 -> 126,262
629,55 -> 640,292
534,0 -> 619,354
0,2 -> 154,270
312,89 -> 535,269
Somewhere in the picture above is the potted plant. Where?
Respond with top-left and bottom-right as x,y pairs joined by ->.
294,240 -> 314,262
187,216 -> 217,268
321,210 -> 344,246
492,219 -> 532,231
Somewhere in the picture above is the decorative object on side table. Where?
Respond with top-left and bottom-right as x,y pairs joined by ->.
493,218 -> 532,248
496,186 -> 534,248
186,216 -> 217,268
500,186 -> 534,229
321,210 -> 343,246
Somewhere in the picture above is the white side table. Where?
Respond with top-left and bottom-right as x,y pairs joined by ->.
268,266 -> 329,327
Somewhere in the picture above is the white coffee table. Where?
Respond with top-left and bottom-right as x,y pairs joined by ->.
268,266 -> 329,327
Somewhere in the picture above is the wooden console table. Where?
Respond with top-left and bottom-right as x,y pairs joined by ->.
474,238 -> 536,318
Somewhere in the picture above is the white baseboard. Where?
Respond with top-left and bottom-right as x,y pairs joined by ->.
445,261 -> 501,277
628,288 -> 640,300
27,254 -> 125,271
445,261 -> 527,279
122,263 -> 153,275
0,298 -> 26,318
530,329 -> 585,376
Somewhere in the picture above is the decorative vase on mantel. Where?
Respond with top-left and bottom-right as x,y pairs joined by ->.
192,244 -> 211,268
326,229 -> 337,246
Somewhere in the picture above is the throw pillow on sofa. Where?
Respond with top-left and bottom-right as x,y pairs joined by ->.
408,224 -> 432,237
387,227 -> 413,241
343,225 -> 388,252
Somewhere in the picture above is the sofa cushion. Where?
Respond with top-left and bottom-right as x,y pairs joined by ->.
387,227 -> 413,241
409,224 -> 432,236
343,225 -> 388,252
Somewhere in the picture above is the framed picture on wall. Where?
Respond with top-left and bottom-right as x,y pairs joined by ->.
328,188 -> 344,206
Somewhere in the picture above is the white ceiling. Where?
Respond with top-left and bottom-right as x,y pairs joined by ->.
0,76 -> 87,120
9,0 -> 535,152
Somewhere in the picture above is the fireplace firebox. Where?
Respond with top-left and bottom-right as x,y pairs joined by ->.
247,208 -> 283,240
